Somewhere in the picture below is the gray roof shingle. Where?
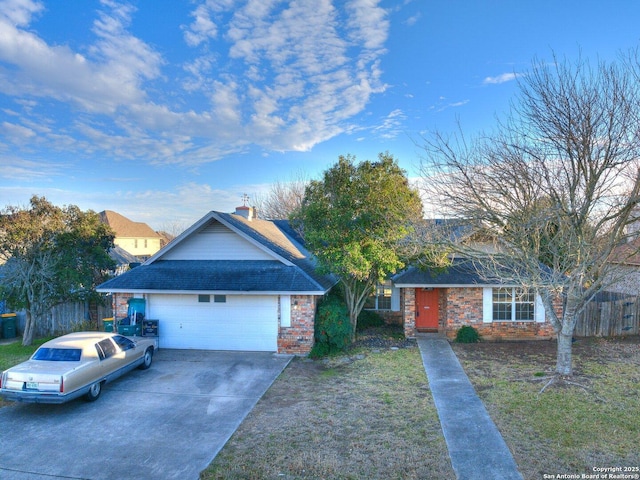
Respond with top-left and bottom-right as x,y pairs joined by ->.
97,260 -> 326,293
393,258 -> 502,286
97,211 -> 336,294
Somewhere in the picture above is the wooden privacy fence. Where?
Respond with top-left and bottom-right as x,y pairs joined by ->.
575,291 -> 640,337
33,297 -> 113,337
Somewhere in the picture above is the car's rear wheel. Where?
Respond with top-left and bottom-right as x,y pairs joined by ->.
139,348 -> 153,370
85,381 -> 102,402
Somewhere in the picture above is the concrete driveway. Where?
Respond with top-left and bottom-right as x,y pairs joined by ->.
0,349 -> 292,480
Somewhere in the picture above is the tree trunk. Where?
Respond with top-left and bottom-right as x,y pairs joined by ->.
556,330 -> 573,375
349,311 -> 358,343
22,310 -> 35,346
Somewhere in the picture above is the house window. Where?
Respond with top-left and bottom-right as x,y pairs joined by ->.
365,281 -> 392,310
214,295 -> 226,303
198,295 -> 210,303
492,287 -> 535,321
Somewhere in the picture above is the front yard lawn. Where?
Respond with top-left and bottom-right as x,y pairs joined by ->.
0,337 -> 50,408
3,329 -> 638,479
204,331 -> 640,480
203,330 -> 453,479
452,336 -> 640,479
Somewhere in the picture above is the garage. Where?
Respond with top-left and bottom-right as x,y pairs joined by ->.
148,294 -> 278,351
97,209 -> 337,354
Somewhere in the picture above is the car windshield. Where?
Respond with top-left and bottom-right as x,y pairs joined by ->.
32,348 -> 82,362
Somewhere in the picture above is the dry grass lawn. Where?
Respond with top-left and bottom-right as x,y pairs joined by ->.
453,336 -> 640,480
202,330 -> 454,479
204,331 -> 640,480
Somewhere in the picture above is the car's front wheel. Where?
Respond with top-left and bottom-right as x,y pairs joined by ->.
85,381 -> 102,402
139,348 -> 153,370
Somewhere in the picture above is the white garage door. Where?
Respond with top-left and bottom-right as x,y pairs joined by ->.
147,294 -> 278,351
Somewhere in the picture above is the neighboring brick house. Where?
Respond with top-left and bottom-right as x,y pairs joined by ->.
97,207 -> 336,355
99,210 -> 164,261
393,257 -> 557,340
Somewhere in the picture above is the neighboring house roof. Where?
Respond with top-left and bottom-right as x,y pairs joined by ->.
610,238 -> 640,266
97,210 -> 336,294
99,210 -> 160,238
108,245 -> 140,265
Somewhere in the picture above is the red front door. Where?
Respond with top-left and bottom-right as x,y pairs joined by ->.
415,288 -> 439,331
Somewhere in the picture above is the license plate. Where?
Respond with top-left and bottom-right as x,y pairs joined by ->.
26,382 -> 38,389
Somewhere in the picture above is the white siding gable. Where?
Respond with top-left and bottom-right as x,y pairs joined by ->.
161,220 -> 274,261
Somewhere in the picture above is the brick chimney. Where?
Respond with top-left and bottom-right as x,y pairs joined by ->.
234,205 -> 255,221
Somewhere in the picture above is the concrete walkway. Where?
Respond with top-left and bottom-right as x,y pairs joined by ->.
417,335 -> 523,480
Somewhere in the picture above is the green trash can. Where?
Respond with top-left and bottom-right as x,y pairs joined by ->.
1,313 -> 17,339
103,317 -> 114,332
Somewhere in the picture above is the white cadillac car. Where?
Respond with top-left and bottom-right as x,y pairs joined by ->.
0,332 -> 156,404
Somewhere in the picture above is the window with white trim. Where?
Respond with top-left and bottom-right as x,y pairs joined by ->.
365,280 -> 392,310
492,287 -> 535,321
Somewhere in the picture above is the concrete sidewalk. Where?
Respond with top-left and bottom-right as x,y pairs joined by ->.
417,335 -> 523,480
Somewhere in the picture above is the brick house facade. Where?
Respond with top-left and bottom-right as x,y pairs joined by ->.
400,287 -> 557,340
394,259 -> 560,341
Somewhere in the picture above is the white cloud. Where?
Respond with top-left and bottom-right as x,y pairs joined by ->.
0,0 -> 162,113
183,3 -> 218,47
0,0 -> 391,166
431,98 -> 470,113
373,109 -> 406,139
1,121 -> 36,143
0,155 -> 65,181
483,72 -> 518,85
404,12 -> 422,26
0,0 -> 43,26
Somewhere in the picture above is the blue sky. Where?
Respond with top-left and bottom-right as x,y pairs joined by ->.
1,0 -> 639,231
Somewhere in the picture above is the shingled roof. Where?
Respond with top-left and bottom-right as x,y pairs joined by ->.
97,210 -> 336,294
99,210 -> 160,238
393,257 -> 507,287
97,260 -> 327,293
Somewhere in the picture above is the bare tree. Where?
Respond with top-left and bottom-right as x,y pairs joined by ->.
420,52 -> 640,378
254,171 -> 309,220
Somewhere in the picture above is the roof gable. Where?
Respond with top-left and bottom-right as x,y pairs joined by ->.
97,211 -> 336,294
100,210 -> 160,238
160,219 -> 275,261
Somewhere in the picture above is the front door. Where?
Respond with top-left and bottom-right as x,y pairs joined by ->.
415,288 -> 439,331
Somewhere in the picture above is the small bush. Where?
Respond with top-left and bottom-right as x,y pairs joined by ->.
310,295 -> 353,358
455,325 -> 480,343
357,309 -> 385,330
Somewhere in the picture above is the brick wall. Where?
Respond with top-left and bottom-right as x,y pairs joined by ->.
375,310 -> 403,325
112,293 -> 134,319
467,321 -> 556,340
401,286 -> 558,341
278,295 -> 316,355
402,288 -> 417,337
445,287 -> 484,331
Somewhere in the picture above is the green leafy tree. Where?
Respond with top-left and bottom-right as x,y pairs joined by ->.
292,153 -> 423,341
0,196 -> 115,345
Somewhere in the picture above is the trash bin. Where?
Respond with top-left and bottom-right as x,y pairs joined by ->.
1,313 -> 17,339
103,317 -> 114,332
